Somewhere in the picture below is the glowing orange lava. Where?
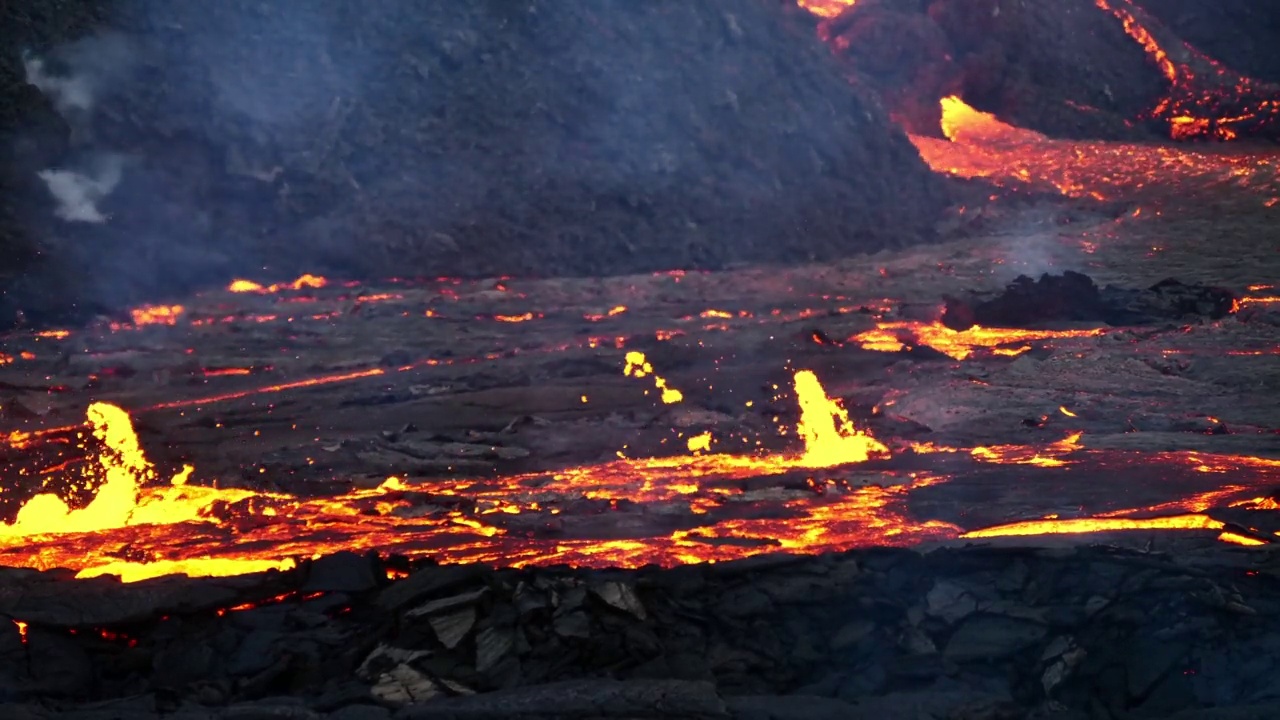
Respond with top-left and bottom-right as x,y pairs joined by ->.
228,274 -> 328,294
1092,0 -> 1278,141
0,368 -> 933,580
624,351 -> 684,404
911,97 -> 1280,200
792,370 -> 888,466
1,357 -> 1274,582
798,0 -> 856,18
128,304 -> 184,327
851,320 -> 1104,360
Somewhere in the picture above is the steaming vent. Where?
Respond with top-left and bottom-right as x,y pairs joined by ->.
21,34 -> 135,224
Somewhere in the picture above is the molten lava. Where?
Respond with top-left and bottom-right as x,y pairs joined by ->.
792,370 -> 888,466
910,97 -> 1280,201
798,0 -> 856,18
851,320 -> 1104,361
0,367 -> 946,581
3,349 -> 1274,584
1092,0 -> 1280,141
623,351 -> 684,404
128,304 -> 185,327
228,274 -> 328,294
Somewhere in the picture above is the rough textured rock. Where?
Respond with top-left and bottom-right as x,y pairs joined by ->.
0,0 -> 949,328
940,271 -> 1238,330
821,0 -> 1165,139
818,0 -> 1280,141
1143,0 -> 1280,84
5,543 -> 1280,718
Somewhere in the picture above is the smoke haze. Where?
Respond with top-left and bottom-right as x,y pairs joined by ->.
0,0 -> 947,325
36,155 -> 124,223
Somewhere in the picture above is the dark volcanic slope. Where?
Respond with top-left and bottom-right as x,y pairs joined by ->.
0,0 -> 949,327
823,0 -> 1280,141
823,0 -> 1166,139
1143,0 -> 1280,84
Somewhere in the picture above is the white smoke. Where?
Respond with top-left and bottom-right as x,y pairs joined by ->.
21,54 -> 96,116
22,33 -> 137,224
36,155 -> 124,223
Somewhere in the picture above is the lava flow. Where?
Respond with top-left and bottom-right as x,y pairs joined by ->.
910,97 -> 1280,202
0,366 -> 914,581
850,320 -> 1105,361
1092,0 -> 1280,141
2,351 -> 1275,583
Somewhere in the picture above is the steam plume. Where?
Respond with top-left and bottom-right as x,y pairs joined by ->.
36,155 -> 124,224
22,32 -> 137,223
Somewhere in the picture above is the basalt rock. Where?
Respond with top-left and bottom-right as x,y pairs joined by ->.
941,271 -> 1237,329
4,542 -> 1280,718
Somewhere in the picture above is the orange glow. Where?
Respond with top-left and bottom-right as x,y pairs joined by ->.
623,351 -> 684,404
851,320 -> 1104,360
493,312 -> 537,323
35,330 -> 69,340
129,304 -> 184,327
967,433 -> 1084,468
1093,0 -> 1176,83
798,0 -> 856,18
1218,532 -> 1266,547
0,404 -> 277,544
149,368 -> 386,411
585,306 -> 629,322
13,620 -> 27,645
202,367 -> 254,378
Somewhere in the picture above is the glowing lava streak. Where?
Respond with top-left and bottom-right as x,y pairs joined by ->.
1089,0 -> 1276,141
852,320 -> 1104,360
3,367 -> 1273,582
228,274 -> 328,294
963,515 -> 1226,538
792,370 -> 888,466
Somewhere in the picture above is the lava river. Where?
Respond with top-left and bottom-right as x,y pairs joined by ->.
1,359 -> 1276,584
